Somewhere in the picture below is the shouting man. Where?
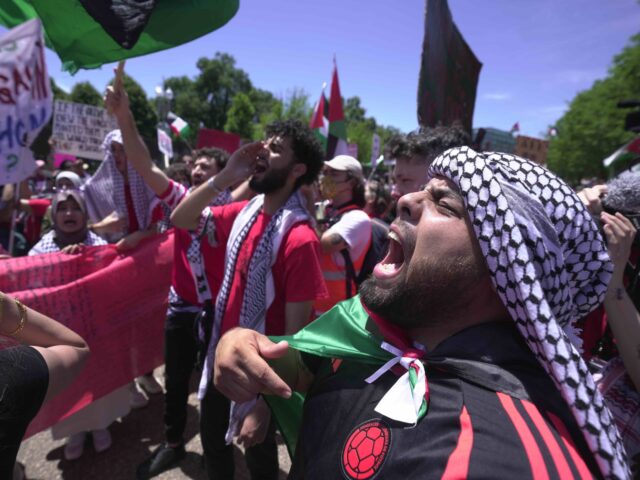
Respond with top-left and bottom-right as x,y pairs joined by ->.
214,148 -> 629,479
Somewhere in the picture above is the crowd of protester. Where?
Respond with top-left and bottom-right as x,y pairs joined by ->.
0,72 -> 638,480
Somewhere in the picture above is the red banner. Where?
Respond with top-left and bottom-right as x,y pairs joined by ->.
0,232 -> 174,437
417,0 -> 482,133
196,128 -> 241,153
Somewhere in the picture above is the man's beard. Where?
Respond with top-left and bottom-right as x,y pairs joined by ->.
249,164 -> 292,194
360,254 -> 485,329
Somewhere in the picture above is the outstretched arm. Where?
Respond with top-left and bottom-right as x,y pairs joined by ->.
171,141 -> 264,230
105,62 -> 170,196
0,293 -> 90,403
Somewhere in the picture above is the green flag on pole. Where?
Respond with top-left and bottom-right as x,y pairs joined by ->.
0,0 -> 239,73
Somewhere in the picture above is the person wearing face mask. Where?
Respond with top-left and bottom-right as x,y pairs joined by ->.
314,155 -> 372,316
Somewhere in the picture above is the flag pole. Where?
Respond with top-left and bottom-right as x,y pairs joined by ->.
7,183 -> 20,255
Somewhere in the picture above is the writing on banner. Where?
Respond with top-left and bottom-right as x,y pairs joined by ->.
0,19 -> 52,185
0,231 -> 174,437
52,100 -> 118,160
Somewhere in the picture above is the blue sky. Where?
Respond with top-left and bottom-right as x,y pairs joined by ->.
4,0 -> 640,137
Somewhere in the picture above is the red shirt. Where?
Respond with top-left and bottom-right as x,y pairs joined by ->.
208,201 -> 327,336
24,198 -> 51,245
124,184 -> 140,233
158,180 -> 225,306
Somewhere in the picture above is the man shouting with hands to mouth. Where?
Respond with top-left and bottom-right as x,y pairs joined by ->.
213,148 -> 630,479
171,121 -> 327,480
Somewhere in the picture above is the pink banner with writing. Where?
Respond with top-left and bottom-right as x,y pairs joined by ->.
0,232 -> 174,437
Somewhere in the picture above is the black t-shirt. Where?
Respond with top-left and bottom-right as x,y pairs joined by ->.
0,345 -> 49,476
291,322 -> 601,480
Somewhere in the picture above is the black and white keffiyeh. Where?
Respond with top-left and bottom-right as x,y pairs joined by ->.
429,147 -> 628,479
83,130 -> 156,235
29,230 -> 107,256
198,190 -> 312,401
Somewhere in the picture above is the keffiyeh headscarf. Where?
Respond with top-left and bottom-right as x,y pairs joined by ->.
429,147 -> 628,479
83,129 -> 156,233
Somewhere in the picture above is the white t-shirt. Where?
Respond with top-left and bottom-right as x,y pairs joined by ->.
326,209 -> 372,268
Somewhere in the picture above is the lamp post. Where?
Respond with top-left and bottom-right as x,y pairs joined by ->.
155,85 -> 174,168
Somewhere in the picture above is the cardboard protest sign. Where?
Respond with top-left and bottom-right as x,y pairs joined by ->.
0,19 -> 52,185
52,100 -> 118,160
417,0 -> 481,133
0,232 -> 174,437
157,127 -> 173,158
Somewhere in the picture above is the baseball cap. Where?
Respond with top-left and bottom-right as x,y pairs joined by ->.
324,155 -> 364,181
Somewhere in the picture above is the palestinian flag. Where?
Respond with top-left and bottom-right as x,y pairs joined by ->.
310,89 -> 329,152
327,61 -> 349,159
170,116 -> 191,138
0,0 -> 239,73
603,136 -> 640,170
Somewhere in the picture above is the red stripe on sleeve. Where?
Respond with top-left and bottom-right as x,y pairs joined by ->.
496,392 -> 549,480
521,400 -> 574,480
440,406 -> 473,480
547,411 -> 592,480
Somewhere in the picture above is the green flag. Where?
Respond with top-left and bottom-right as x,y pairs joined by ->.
0,0 -> 239,73
266,296 -> 392,456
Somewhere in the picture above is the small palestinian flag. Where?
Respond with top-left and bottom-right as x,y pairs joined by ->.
170,117 -> 191,138
327,60 -> 349,159
310,88 -> 329,152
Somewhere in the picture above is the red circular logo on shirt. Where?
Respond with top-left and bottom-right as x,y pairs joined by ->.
341,420 -> 391,479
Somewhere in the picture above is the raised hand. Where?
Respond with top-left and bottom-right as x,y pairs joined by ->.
601,211 -> 636,289
104,60 -> 129,120
219,141 -> 267,187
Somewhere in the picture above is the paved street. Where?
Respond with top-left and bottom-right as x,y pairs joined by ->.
17,368 -> 291,479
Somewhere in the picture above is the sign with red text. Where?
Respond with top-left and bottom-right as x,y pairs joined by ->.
0,232 -> 174,437
157,128 -> 173,158
0,19 -> 52,185
52,100 -> 118,160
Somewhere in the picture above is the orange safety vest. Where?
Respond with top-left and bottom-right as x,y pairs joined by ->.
314,205 -> 371,316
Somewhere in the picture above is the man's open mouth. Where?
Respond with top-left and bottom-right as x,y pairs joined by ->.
253,160 -> 268,175
373,228 -> 405,280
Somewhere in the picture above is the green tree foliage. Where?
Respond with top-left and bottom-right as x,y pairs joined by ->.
31,79 -> 70,159
547,34 -> 640,183
69,81 -> 102,106
344,96 -> 400,166
282,88 -> 311,123
225,92 -> 256,139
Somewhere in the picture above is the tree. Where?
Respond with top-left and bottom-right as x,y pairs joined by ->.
225,92 -> 256,139
282,88 -> 311,123
547,34 -> 640,183
164,53 -> 254,142
69,81 -> 102,106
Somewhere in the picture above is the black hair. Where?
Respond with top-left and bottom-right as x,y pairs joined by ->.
194,147 -> 229,171
165,162 -> 191,183
265,120 -> 324,189
386,125 -> 471,163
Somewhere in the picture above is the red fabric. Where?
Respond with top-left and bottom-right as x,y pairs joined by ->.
0,233 -> 173,438
328,63 -> 345,123
124,184 -> 139,233
521,400 -> 574,480
157,180 -> 224,305
196,128 -> 241,153
547,412 -> 592,480
441,406 -> 474,480
24,198 -> 51,245
210,201 -> 327,336
497,392 -> 550,480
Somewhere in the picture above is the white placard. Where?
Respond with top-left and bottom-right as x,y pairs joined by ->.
371,133 -> 380,168
0,19 -> 52,185
157,128 -> 173,158
52,100 -> 118,161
